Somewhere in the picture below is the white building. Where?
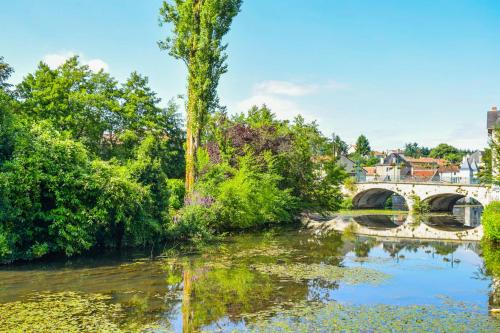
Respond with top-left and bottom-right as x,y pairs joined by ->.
456,155 -> 480,184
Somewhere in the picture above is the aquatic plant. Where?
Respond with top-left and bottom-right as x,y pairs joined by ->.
251,262 -> 390,285
0,291 -> 163,332
203,299 -> 500,333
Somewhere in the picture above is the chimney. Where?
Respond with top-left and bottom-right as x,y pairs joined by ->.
487,106 -> 500,133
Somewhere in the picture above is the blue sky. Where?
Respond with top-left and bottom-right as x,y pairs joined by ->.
2,0 -> 500,150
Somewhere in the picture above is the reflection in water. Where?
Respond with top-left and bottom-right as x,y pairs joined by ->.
353,214 -> 405,229
482,241 -> 500,312
453,205 -> 483,227
0,228 -> 498,332
423,205 -> 483,231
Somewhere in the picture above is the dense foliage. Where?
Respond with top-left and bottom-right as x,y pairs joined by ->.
0,57 -> 346,262
0,57 -> 185,262
404,142 -> 430,158
483,201 -> 500,242
175,106 -> 347,233
429,143 -> 467,164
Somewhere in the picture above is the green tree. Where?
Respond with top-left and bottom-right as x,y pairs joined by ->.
159,0 -> 243,193
404,142 -> 429,158
478,148 -> 493,184
331,133 -> 348,160
0,56 -> 14,90
16,57 -> 120,153
0,122 -> 98,259
355,134 -> 371,156
0,58 -> 18,163
429,143 -> 463,164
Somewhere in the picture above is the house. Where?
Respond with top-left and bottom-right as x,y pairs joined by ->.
438,165 -> 460,183
437,155 -> 480,184
411,169 -> 440,182
374,152 -> 412,181
469,151 -> 483,165
405,157 -> 448,169
338,155 -> 356,174
457,155 -> 480,184
363,166 -> 378,182
371,151 -> 386,164
338,155 -> 367,180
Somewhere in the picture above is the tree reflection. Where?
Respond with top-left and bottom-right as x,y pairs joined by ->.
481,241 -> 500,312
161,230 -> 336,332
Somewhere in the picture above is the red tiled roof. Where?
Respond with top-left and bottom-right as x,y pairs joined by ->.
363,167 -> 377,175
412,169 -> 438,178
438,165 -> 459,173
405,157 -> 448,166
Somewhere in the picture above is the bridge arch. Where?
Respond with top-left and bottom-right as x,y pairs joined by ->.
352,188 -> 408,210
423,193 -> 485,212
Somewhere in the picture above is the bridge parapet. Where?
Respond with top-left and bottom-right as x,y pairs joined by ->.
355,175 -> 481,186
345,181 -> 493,212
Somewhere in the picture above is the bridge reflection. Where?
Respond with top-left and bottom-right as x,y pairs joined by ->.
352,214 -> 405,229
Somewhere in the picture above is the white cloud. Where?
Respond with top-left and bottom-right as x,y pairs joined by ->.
234,79 -> 346,123
42,52 -> 109,72
85,58 -> 109,72
446,121 -> 489,150
236,93 -> 313,121
253,80 -> 347,97
254,80 -> 318,96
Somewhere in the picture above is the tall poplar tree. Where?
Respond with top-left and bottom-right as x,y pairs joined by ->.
159,0 -> 242,193
355,134 -> 371,157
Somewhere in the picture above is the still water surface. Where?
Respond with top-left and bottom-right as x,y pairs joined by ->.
0,215 -> 498,332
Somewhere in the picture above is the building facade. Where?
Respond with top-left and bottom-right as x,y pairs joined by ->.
487,106 -> 500,177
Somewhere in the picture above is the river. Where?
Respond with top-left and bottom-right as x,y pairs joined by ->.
0,214 -> 499,332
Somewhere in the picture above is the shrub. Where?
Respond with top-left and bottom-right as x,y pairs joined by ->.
410,195 -> 430,215
343,177 -> 358,193
88,160 -> 155,248
0,122 -> 160,262
215,169 -> 296,229
198,154 -> 297,230
483,201 -> 500,242
341,197 -> 354,210
168,204 -> 217,243
166,179 -> 185,211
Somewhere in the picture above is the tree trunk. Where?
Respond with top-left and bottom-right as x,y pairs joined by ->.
185,0 -> 202,194
185,78 -> 200,194
182,268 -> 193,333
185,123 -> 196,193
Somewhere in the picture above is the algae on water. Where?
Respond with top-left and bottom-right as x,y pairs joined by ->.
203,299 -> 500,333
0,291 -> 163,333
251,262 -> 391,285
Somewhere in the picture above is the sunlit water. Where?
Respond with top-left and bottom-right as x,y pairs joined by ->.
0,219 -> 499,332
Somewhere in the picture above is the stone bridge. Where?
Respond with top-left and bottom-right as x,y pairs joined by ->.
346,182 -> 499,212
